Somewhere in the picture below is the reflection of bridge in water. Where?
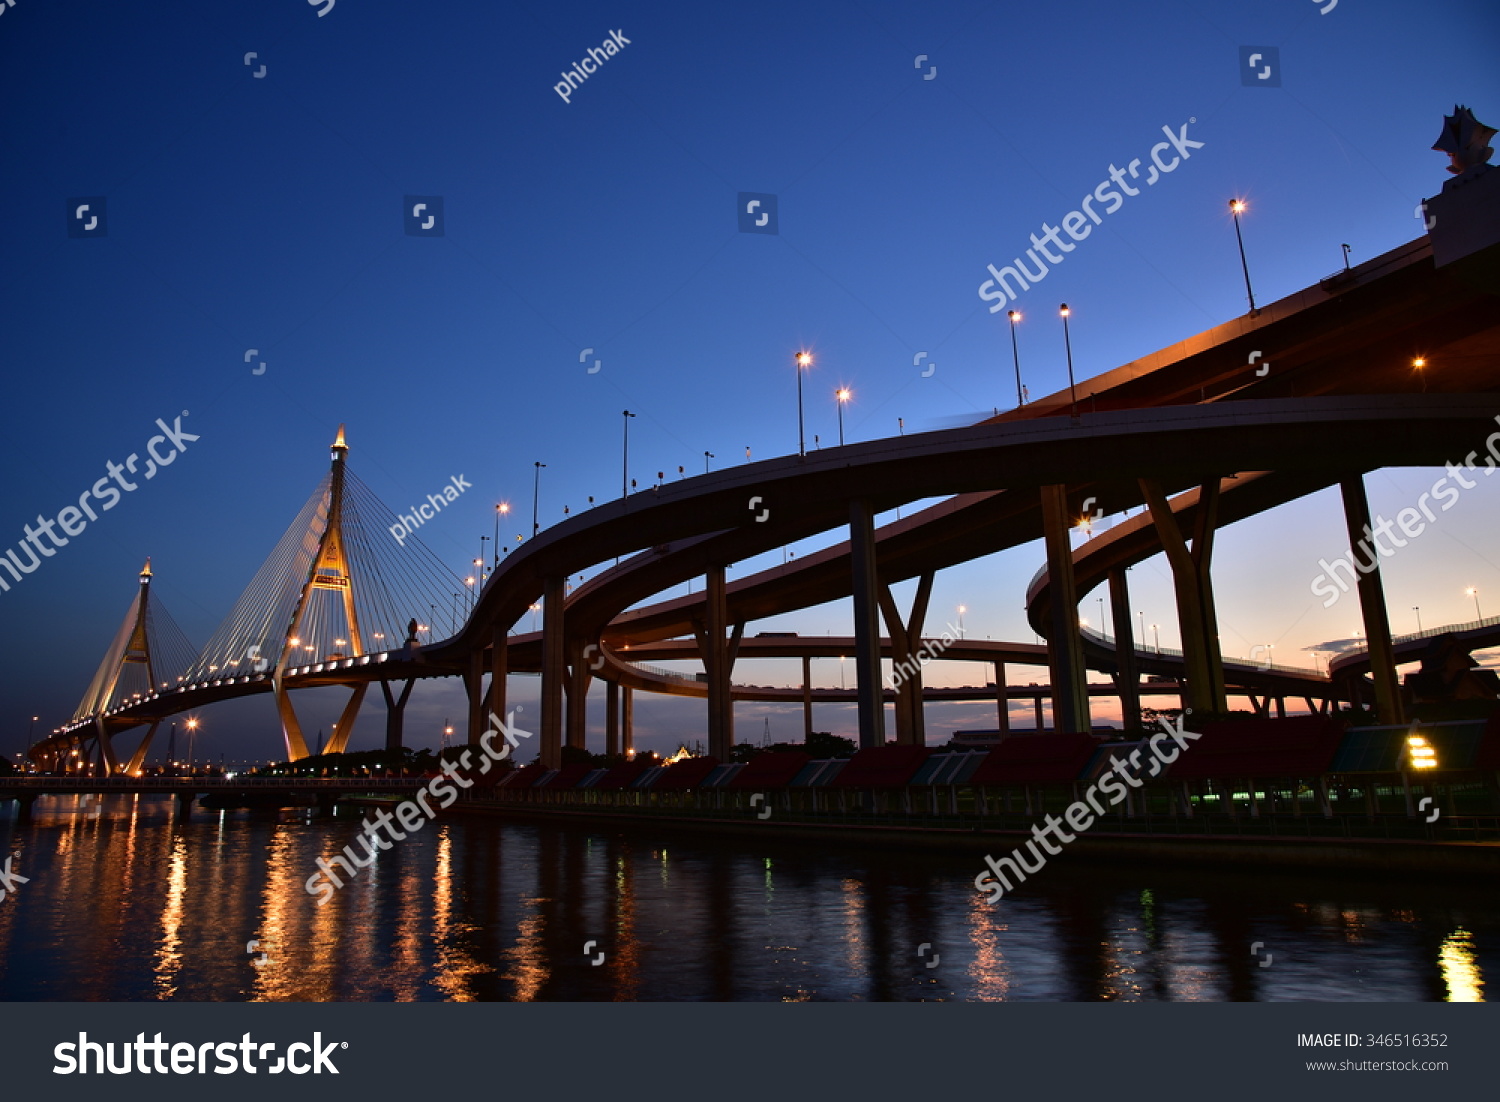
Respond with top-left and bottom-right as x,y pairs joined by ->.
26,156 -> 1500,787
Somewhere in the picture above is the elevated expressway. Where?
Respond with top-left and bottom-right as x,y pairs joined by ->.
43,199 -> 1500,769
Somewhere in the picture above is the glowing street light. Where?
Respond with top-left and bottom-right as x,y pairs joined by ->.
1007,309 -> 1025,407
1059,304 -> 1078,415
795,352 -> 813,456
835,387 -> 851,446
494,502 -> 510,567
1229,198 -> 1257,314
1466,586 -> 1483,621
186,716 -> 200,773
1413,357 -> 1428,392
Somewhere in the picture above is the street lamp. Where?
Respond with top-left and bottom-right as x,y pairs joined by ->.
1466,586 -> 1483,621
532,462 -> 546,536
1007,309 -> 1025,407
795,352 -> 812,456
835,388 -> 851,446
494,503 -> 509,567
1097,597 -> 1106,641
957,605 -> 966,638
621,410 -> 636,498
1059,304 -> 1078,415
1229,199 -> 1257,314
186,717 -> 199,773
1413,606 -> 1423,634
1413,357 -> 1428,392
1150,623 -> 1160,653
704,451 -> 714,473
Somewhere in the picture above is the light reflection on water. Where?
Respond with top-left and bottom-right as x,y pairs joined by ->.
0,795 -> 1494,1002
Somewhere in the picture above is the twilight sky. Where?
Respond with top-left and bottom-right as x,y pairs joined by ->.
2,0 -> 1498,764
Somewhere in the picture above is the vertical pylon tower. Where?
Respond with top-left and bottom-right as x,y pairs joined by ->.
272,425 -> 368,760
71,559 -> 159,775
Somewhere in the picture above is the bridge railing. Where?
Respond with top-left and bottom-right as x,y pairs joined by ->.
1334,613 -> 1500,659
0,776 -> 426,789
1078,626 -> 1321,678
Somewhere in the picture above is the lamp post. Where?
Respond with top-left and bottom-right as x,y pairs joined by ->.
1097,597 -> 1106,641
1229,199 -> 1256,313
1151,623 -> 1160,653
957,605 -> 966,639
26,714 -> 37,770
621,410 -> 636,498
704,451 -> 714,473
186,717 -> 199,774
1413,606 -> 1423,634
835,388 -> 850,446
1413,357 -> 1427,393
1007,309 -> 1025,407
1137,611 -> 1145,651
1059,304 -> 1078,415
1466,587 -> 1483,621
532,462 -> 545,536
795,352 -> 812,456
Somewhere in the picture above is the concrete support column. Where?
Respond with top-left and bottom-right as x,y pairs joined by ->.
565,641 -> 592,751
621,687 -> 634,756
878,572 -> 932,747
1040,484 -> 1091,734
464,650 -> 485,746
380,679 -> 415,752
703,564 -> 734,759
1034,695 -> 1045,732
606,680 -> 620,758
488,625 -> 508,724
1340,474 -> 1404,724
540,577 -> 565,769
994,662 -> 1009,735
1139,478 -> 1227,717
801,656 -> 814,741
849,500 -> 886,749
1108,569 -> 1141,730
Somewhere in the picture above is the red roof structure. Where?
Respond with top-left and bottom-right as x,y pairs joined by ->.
828,745 -> 933,788
970,734 -> 1098,785
653,756 -> 721,791
1165,716 -> 1345,779
728,750 -> 811,789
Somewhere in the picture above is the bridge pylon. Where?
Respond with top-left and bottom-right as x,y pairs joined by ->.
68,558 -> 198,776
272,426 -> 367,761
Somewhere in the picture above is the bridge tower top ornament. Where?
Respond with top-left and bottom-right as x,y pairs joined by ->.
1433,104 -> 1494,188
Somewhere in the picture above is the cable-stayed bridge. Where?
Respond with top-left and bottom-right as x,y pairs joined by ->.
27,166 -> 1500,773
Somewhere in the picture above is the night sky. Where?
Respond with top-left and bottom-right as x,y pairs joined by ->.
3,0 -> 1498,764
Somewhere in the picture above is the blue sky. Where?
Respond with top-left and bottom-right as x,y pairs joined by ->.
3,0 -> 1498,763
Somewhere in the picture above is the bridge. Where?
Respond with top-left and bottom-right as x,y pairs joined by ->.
25,139 -> 1500,777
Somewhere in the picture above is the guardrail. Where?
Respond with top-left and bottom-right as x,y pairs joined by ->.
0,776 -> 426,789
